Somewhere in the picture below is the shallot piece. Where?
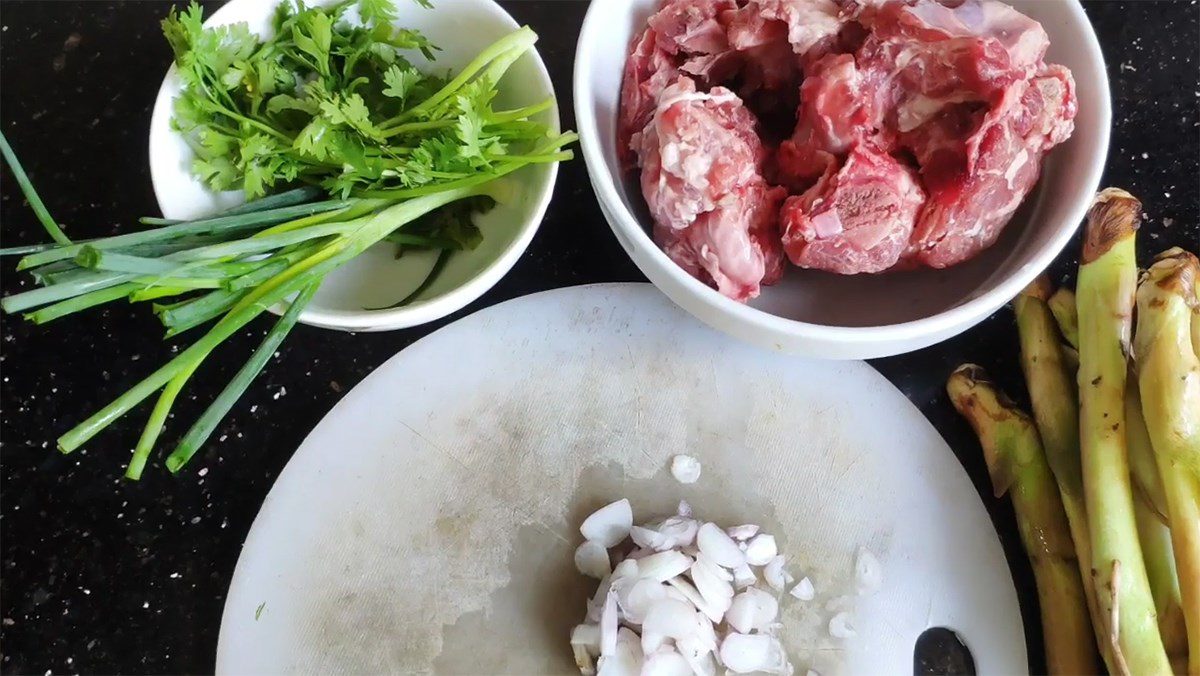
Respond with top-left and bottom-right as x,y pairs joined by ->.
571,499 -> 823,676
697,522 -> 747,568
726,524 -> 761,541
726,587 -> 779,633
641,647 -> 693,676
732,562 -> 758,589
720,633 -> 787,674
790,576 -> 816,601
744,534 -> 778,566
763,555 -> 794,592
639,550 -> 694,582
571,624 -> 601,675
575,541 -> 612,579
581,499 -> 633,548
671,454 -> 702,484
598,627 -> 643,676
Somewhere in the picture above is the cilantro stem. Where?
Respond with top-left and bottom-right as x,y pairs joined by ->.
0,130 -> 71,245
165,281 -> 319,474
487,98 -> 555,125
378,119 -> 455,138
387,26 -> 536,124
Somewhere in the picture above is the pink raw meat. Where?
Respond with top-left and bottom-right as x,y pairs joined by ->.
906,64 -> 1076,268
723,0 -> 850,92
655,182 -> 788,299
774,53 -> 879,188
781,143 -> 925,274
857,0 -> 1050,133
619,0 -> 739,164
636,78 -> 785,300
620,27 -> 680,165
726,0 -> 846,58
649,0 -> 736,55
635,78 -> 766,228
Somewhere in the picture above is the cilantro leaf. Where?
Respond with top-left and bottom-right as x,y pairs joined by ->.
357,0 -> 398,26
381,64 -> 422,104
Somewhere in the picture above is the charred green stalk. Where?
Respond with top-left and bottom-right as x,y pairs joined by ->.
1133,247 -> 1200,676
1013,277 -> 1108,668
1134,497 -> 1189,672
948,364 -> 1099,676
1076,188 -> 1171,675
1048,286 -> 1080,350
1125,383 -> 1169,522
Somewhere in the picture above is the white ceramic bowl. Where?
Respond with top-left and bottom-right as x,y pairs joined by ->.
574,0 -> 1110,359
149,0 -> 560,332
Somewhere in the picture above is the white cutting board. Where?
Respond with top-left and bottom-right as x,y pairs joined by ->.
215,283 -> 1024,675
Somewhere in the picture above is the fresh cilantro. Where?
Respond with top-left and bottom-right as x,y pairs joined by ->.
163,0 -> 570,209
381,64 -> 422,105
357,0 -> 398,25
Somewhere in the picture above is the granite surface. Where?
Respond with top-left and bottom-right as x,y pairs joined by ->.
0,1 -> 1197,674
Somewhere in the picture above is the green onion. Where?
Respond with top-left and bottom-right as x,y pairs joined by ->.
0,130 -> 71,245
165,281 -> 320,474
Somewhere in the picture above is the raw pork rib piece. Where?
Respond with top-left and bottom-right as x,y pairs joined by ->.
780,143 -> 924,273
724,0 -> 848,92
857,0 -> 1050,133
619,0 -> 737,163
637,78 -> 785,300
906,64 -> 1076,267
775,53 -> 878,187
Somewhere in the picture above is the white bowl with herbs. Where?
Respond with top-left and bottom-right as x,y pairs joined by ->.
148,0 -> 569,332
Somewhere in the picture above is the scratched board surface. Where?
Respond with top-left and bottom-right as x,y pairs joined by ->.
215,284 -> 1024,675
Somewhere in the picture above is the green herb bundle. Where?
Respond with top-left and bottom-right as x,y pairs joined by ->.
0,0 -> 575,479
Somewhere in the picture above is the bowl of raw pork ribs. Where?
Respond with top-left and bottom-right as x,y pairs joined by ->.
574,0 -> 1110,359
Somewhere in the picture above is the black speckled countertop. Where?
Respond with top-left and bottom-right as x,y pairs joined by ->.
1,2 -> 1196,674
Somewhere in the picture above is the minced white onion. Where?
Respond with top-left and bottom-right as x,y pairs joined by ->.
571,499 -> 878,675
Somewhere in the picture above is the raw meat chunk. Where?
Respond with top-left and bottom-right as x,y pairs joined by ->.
857,0 -> 1050,133
619,0 -> 739,164
655,182 -> 788,300
724,0 -> 848,92
636,78 -> 785,300
781,143 -> 925,274
620,28 -> 680,164
906,64 -> 1076,267
635,78 -> 767,229
649,0 -> 737,56
774,53 -> 879,188
726,0 -> 846,58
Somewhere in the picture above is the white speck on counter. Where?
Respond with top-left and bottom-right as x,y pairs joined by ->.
828,611 -> 856,638
670,454 -> 701,484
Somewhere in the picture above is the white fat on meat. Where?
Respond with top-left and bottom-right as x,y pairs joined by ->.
637,77 -> 785,301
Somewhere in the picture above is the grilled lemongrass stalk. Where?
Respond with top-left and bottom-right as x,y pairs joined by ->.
948,365 -> 1099,676
1076,188 -> 1171,676
1133,247 -> 1200,676
1013,276 -> 1108,666
1048,286 -> 1080,350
